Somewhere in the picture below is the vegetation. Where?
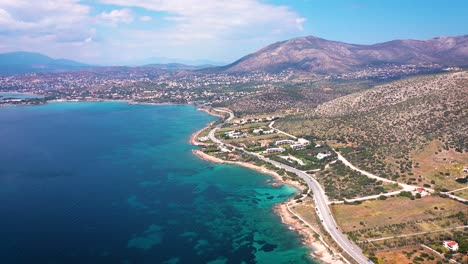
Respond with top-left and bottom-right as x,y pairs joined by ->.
315,160 -> 398,200
276,72 -> 468,190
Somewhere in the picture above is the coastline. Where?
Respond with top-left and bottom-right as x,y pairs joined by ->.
9,98 -> 343,263
190,109 -> 342,264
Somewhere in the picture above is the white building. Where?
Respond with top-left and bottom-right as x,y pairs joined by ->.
275,139 -> 296,146
198,136 -> 209,142
225,130 -> 247,139
266,147 -> 285,154
290,144 -> 306,151
297,138 -> 310,146
443,240 -> 459,251
252,129 -> 263,134
316,152 -> 331,160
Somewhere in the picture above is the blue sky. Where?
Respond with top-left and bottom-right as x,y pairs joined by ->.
0,0 -> 466,65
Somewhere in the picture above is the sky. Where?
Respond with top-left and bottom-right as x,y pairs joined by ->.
0,0 -> 467,65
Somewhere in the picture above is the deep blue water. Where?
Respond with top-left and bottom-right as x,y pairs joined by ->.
0,102 -> 313,264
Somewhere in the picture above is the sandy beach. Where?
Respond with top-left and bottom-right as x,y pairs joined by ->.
275,203 -> 346,264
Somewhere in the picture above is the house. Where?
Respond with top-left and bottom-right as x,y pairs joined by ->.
266,147 -> 285,154
414,187 -> 429,197
198,136 -> 209,142
315,144 -> 321,148
443,240 -> 459,251
316,152 -> 331,160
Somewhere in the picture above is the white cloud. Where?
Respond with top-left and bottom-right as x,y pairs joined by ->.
139,16 -> 152,22
97,0 -> 306,42
0,0 -> 307,64
0,0 -> 92,40
99,8 -> 134,25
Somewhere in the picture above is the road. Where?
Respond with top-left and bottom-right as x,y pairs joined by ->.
334,151 -> 416,191
269,121 -> 297,139
335,151 -> 467,203
207,108 -> 371,264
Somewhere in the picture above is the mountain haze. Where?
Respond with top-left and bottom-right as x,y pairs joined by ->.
0,52 -> 91,75
222,35 -> 468,73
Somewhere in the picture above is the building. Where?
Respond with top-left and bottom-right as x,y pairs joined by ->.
297,138 -> 310,146
316,152 -> 331,160
263,129 -> 276,135
414,187 -> 429,197
443,240 -> 459,251
252,129 -> 263,134
225,130 -> 247,139
290,144 -> 306,151
290,138 -> 310,151
266,147 -> 285,154
252,129 -> 275,135
198,136 -> 209,142
275,139 -> 296,146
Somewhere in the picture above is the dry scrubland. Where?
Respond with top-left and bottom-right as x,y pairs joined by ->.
226,79 -> 379,116
276,71 -> 468,188
331,196 -> 464,232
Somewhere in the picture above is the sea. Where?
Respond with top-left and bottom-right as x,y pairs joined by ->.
0,101 -> 314,264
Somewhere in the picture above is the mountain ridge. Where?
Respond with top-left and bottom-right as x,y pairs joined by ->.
220,35 -> 468,73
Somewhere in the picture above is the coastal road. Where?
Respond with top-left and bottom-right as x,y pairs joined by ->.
207,109 -> 371,264
207,108 -> 234,145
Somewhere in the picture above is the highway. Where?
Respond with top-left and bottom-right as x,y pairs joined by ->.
207,108 -> 371,264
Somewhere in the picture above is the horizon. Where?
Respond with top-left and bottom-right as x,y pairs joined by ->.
0,0 -> 467,65
4,33 -> 467,67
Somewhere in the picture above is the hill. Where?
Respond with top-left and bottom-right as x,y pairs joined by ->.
0,52 -> 91,75
276,71 -> 467,187
221,35 -> 468,74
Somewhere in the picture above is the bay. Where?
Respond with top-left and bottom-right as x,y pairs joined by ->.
0,102 -> 314,264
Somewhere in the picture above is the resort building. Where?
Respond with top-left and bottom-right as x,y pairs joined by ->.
225,130 -> 247,139
266,147 -> 286,154
275,139 -> 296,146
297,138 -> 310,146
290,138 -> 310,151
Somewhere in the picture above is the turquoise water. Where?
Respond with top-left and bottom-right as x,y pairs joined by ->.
0,102 -> 314,263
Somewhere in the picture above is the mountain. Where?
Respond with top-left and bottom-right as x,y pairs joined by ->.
0,52 -> 92,75
133,57 -> 226,67
143,63 -> 213,71
221,35 -> 468,73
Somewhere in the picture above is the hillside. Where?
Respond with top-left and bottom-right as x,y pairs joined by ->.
276,71 -> 467,187
0,52 -> 91,75
222,35 -> 468,73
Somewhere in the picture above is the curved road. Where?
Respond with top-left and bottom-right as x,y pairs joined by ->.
208,108 -> 370,264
